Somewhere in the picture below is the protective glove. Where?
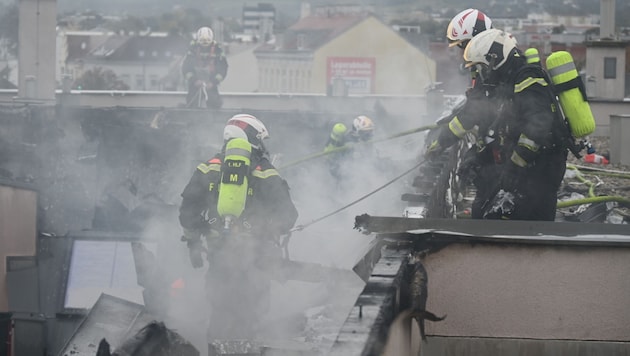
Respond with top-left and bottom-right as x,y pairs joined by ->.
457,148 -> 481,183
483,163 -> 526,219
186,238 -> 205,268
181,229 -> 206,269
424,139 -> 444,162
483,189 -> 518,220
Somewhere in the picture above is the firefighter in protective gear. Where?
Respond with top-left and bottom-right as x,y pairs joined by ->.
178,113 -> 298,268
463,29 -> 568,221
179,115 -> 297,352
181,26 -> 229,109
323,123 -> 351,181
423,9 -> 498,218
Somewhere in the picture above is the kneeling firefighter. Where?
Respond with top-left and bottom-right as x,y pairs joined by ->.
178,114 -> 299,350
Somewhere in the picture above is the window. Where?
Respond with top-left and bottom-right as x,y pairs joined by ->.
64,240 -> 145,309
135,75 -> 144,89
121,74 -> 131,87
604,57 -> 616,79
297,34 -> 305,50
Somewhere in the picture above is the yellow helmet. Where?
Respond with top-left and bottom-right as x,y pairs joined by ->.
331,123 -> 348,141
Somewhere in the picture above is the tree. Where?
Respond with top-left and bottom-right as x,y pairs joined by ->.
74,67 -> 130,90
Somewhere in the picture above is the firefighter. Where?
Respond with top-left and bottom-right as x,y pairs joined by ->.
463,29 -> 568,221
179,113 -> 298,268
178,114 -> 298,352
424,8 -> 499,218
181,26 -> 229,109
323,122 -> 351,182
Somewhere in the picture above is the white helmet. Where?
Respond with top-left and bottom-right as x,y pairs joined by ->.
353,115 -> 374,132
223,114 -> 269,150
463,29 -> 518,71
196,27 -> 214,47
446,8 -> 492,48
352,115 -> 374,141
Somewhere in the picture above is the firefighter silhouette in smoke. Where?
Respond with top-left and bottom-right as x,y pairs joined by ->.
424,8 -> 500,218
462,29 -> 569,220
323,115 -> 376,187
178,114 -> 298,353
181,26 -> 228,109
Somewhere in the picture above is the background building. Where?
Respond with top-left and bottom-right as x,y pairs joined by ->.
254,8 -> 435,95
242,3 -> 276,42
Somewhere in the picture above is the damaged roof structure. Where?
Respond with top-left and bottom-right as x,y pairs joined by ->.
1,98 -> 629,356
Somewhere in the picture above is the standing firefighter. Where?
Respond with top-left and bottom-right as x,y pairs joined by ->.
463,29 -> 569,221
424,8 -> 499,218
182,26 -> 229,109
178,114 -> 298,354
323,122 -> 351,182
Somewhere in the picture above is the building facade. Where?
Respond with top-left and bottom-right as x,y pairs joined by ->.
254,13 -> 435,95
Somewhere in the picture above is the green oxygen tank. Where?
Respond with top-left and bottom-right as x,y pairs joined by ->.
524,48 -> 540,65
546,51 -> 596,138
217,138 -> 252,227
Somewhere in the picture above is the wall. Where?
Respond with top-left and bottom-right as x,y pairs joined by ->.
590,99 -> 630,136
313,17 -> 435,95
585,43 -> 626,100
18,0 -> 57,101
423,243 -> 630,341
0,182 -> 37,311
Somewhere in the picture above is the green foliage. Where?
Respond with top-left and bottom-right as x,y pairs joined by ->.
74,67 -> 130,90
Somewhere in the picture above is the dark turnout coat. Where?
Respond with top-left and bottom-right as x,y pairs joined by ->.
179,151 -> 298,239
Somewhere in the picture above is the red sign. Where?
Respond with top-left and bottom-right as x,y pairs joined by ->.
327,57 -> 376,94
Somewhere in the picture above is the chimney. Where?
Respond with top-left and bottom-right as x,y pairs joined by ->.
600,0 -> 615,39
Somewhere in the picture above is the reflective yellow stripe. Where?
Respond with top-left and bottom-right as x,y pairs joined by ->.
251,168 -> 279,179
510,151 -> 528,167
427,140 -> 440,152
197,163 -> 221,174
517,134 -> 539,152
448,116 -> 466,138
514,77 -> 548,93
225,147 -> 251,158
